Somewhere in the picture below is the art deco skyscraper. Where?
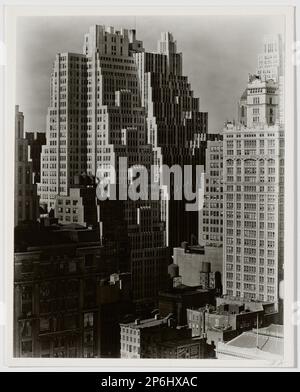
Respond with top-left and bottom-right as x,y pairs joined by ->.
82,26 -> 170,308
133,32 -> 208,248
38,25 -> 208,307
38,53 -> 88,210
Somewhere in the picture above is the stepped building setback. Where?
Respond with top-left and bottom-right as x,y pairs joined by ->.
38,25 -> 208,307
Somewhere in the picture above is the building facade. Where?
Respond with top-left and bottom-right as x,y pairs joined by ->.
54,174 -> 97,227
256,34 -> 284,125
187,302 -> 264,342
25,132 -> 46,184
158,285 -> 214,326
38,25 -> 209,308
120,315 -> 196,359
199,136 -> 223,247
133,32 -> 208,248
173,243 -> 222,292
222,122 -> 284,307
38,52 -> 88,210
257,35 -> 283,83
14,223 -> 132,358
238,75 -> 279,128
14,105 -> 39,226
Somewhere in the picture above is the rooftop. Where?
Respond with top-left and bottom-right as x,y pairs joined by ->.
14,222 -> 101,252
159,285 -> 211,297
255,324 -> 284,339
222,325 -> 284,359
120,317 -> 168,330
228,334 -> 283,356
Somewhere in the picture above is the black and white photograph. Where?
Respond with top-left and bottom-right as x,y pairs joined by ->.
1,3 -> 298,372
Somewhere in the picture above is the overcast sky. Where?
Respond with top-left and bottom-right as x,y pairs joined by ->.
16,15 -> 284,133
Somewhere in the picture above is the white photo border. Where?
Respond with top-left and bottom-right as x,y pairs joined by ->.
1,1 -> 297,370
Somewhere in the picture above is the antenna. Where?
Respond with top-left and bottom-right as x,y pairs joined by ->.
256,313 -> 259,349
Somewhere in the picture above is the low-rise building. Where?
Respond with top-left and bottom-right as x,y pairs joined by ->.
159,337 -> 208,359
159,284 -> 214,326
55,175 -> 97,227
14,222 -> 132,358
120,315 -> 202,359
187,302 -> 265,346
217,296 -> 279,324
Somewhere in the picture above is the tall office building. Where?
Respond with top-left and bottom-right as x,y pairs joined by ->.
133,32 -> 208,248
14,105 -> 39,226
38,26 -> 170,307
81,26 -> 169,307
223,121 -> 284,307
38,25 -> 208,306
257,35 -> 283,82
38,53 -> 88,210
225,36 -> 285,309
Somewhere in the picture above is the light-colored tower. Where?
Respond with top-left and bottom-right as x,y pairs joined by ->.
238,74 -> 278,127
224,34 -> 285,311
38,53 -> 87,210
256,34 -> 284,126
222,122 -> 284,309
257,34 -> 283,82
14,105 -> 39,226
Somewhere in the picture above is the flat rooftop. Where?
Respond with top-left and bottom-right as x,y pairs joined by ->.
226,329 -> 283,357
120,317 -> 167,330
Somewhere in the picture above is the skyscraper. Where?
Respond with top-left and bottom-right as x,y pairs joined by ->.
38,53 -> 88,210
222,122 -> 284,307
82,26 -> 169,307
38,25 -> 209,308
133,32 -> 208,248
257,34 -> 283,82
223,35 -> 284,309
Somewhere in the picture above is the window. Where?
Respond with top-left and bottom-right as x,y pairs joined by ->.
40,318 -> 50,332
84,313 -> 94,328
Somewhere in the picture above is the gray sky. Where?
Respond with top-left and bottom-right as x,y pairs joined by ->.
16,15 -> 284,133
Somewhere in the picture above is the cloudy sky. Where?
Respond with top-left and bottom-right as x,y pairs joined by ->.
16,15 -> 284,133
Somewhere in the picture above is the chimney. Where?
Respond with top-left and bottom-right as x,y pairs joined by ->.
135,319 -> 140,325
